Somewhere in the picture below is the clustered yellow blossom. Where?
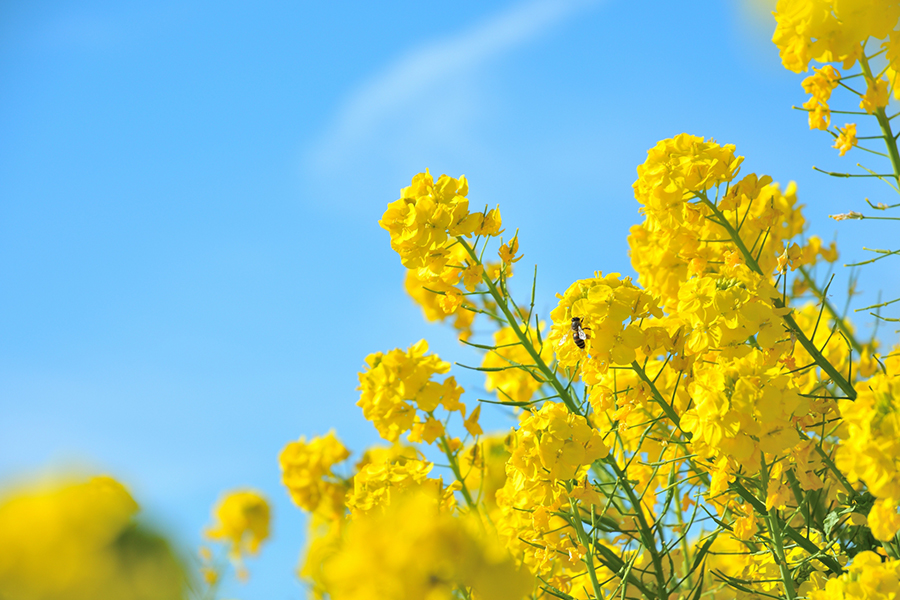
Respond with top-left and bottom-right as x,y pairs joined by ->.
205,489 -> 271,580
380,171 -> 504,339
357,340 -> 474,443
682,351 -> 808,466
802,65 -> 841,130
495,402 -> 608,581
629,135 -> 835,315
548,272 -> 663,382
772,0 -> 899,73
0,476 -> 184,600
836,349 -> 900,541
321,490 -> 533,600
280,430 -> 350,515
833,123 -> 857,155
809,552 -> 900,599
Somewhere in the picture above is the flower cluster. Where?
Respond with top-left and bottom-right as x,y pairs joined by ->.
801,65 -> 841,130
495,402 -> 608,581
379,171 -> 501,270
547,272 -> 663,381
0,476 -> 185,600
357,339 -> 473,443
279,430 -> 351,515
630,136 -> 835,313
771,0 -> 899,73
808,552 -> 900,599
204,489 -> 271,580
320,490 -> 532,600
382,172 -> 510,342
836,349 -> 900,541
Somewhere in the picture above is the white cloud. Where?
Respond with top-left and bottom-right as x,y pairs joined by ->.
303,0 -> 599,175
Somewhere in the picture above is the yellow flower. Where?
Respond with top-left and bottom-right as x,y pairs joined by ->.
357,340 -> 465,443
379,171 -> 478,270
802,65 -> 840,130
833,123 -> 857,156
279,430 -> 350,515
0,475 -> 185,600
463,403 -> 483,436
460,262 -> 484,292
322,489 -> 533,600
478,205 -> 503,237
205,489 -> 271,562
860,76 -> 889,114
732,511 -> 759,541
498,236 -> 522,265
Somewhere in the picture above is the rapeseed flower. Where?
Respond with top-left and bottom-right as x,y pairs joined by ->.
833,123 -> 857,155
205,489 -> 271,570
357,340 -> 465,442
280,430 -> 350,515
0,475 -> 184,600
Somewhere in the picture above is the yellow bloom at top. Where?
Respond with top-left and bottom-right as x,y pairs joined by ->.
379,171 -> 502,271
633,134 -> 743,220
772,0 -> 899,73
205,489 -> 271,561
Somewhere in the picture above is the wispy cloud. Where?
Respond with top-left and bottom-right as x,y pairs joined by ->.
303,0 -> 598,175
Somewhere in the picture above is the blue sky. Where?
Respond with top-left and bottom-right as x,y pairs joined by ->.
2,1 -> 898,598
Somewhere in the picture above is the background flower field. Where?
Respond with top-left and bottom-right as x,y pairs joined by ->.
2,1 -> 900,599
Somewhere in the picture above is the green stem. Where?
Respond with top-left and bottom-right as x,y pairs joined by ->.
631,360 -> 688,437
761,456 -> 797,600
860,54 -> 900,183
797,267 -> 863,353
457,237 -> 583,415
438,434 -> 478,512
566,496 -> 605,599
605,456 -> 668,598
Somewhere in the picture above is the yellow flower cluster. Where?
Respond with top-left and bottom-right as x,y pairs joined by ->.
204,489 -> 271,578
772,0 -> 899,73
836,349 -> 900,541
802,65 -> 841,130
547,272 -> 663,381
833,123 -> 857,155
379,171 -> 501,270
633,134 -> 743,222
630,136 -> 835,313
381,172 -> 506,340
280,430 -> 350,515
320,490 -> 533,600
346,453 -> 438,516
0,476 -> 184,600
357,340 -> 474,443
808,552 -> 900,599
495,402 -> 608,579
682,350 -> 808,466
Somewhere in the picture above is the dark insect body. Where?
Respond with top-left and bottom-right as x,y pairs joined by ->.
570,317 -> 589,349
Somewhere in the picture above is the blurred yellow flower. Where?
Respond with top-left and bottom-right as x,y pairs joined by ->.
205,489 -> 271,563
0,475 -> 184,600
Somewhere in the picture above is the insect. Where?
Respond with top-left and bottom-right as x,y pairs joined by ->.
567,316 -> 589,349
